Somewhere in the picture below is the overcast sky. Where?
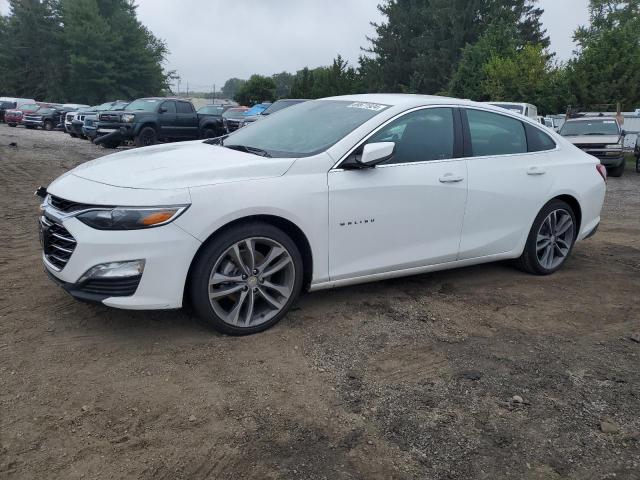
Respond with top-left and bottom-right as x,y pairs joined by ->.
0,0 -> 590,92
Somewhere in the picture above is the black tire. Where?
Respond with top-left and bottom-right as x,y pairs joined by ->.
189,222 -> 304,335
69,132 -> 77,138
103,141 -> 120,149
8,123 -> 16,127
43,120 -> 54,131
202,127 -> 216,139
514,199 -> 577,275
608,162 -> 625,177
636,158 -> 639,173
135,126 -> 157,147
25,125 -> 35,129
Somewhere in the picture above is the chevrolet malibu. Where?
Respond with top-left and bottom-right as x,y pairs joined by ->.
39,94 -> 606,335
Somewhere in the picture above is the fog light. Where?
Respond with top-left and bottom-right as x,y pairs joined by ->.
78,260 -> 145,283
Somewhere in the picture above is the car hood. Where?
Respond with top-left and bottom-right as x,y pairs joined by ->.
565,135 -> 620,145
70,141 -> 296,190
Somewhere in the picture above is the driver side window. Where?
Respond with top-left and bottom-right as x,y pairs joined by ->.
368,108 -> 455,164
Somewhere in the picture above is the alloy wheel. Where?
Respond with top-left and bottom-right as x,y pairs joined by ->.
208,237 -> 295,328
536,209 -> 574,270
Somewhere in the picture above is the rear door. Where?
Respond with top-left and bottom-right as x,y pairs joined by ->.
158,100 -> 177,137
176,101 -> 199,138
458,108 -> 557,259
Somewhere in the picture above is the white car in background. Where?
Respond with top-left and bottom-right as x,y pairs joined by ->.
39,94 -> 606,335
485,101 -> 539,120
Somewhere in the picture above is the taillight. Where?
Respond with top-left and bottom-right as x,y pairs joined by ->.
596,164 -> 607,181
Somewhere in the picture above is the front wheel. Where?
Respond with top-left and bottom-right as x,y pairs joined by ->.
134,126 -> 157,147
189,222 -> 304,335
515,200 -> 577,275
8,123 -> 16,127
43,120 -> 54,131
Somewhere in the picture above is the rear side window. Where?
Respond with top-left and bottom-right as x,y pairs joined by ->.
525,123 -> 556,152
466,109 -> 527,156
177,102 -> 193,114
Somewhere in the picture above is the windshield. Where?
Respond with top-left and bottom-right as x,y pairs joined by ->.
262,100 -> 304,115
559,119 -> 620,136
198,106 -> 224,115
223,108 -> 248,119
109,101 -> 129,110
490,103 -> 525,114
125,99 -> 161,112
244,104 -> 269,116
221,100 -> 390,158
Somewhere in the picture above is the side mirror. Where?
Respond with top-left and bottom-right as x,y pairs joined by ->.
158,107 -> 167,114
621,129 -> 627,136
360,142 -> 395,166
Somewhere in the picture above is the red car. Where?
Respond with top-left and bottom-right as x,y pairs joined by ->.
5,102 -> 48,127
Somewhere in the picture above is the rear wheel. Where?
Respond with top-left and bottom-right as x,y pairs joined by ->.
608,162 -> 625,177
8,123 -> 16,127
135,126 -> 157,147
515,200 -> 577,275
189,222 -> 304,335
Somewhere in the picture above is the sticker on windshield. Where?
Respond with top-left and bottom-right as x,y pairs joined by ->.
347,102 -> 388,112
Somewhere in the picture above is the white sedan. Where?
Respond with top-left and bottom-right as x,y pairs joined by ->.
40,94 -> 606,335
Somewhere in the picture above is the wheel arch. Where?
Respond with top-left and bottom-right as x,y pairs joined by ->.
552,194 -> 582,233
184,214 -> 314,304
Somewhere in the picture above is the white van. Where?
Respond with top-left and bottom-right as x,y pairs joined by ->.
484,102 -> 538,120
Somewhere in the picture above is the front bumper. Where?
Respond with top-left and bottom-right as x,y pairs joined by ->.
41,204 -> 201,310
23,119 -> 43,127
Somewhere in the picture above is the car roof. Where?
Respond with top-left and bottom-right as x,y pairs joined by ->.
320,93 -> 489,108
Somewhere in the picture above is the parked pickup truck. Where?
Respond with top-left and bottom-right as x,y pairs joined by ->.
23,106 -> 66,131
558,116 -> 627,177
94,97 -> 227,148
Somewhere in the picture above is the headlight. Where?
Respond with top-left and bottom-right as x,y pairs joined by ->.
121,113 -> 135,123
76,206 -> 188,230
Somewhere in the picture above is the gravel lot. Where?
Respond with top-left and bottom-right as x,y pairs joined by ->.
1,125 -> 639,480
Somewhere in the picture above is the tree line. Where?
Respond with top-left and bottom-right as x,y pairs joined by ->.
225,0 -> 640,115
1,0 -> 638,114
0,0 -> 171,105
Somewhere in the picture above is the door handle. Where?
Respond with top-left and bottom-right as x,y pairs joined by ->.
527,166 -> 546,176
439,173 -> 464,183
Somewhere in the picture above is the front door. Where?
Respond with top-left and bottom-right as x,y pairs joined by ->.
328,107 -> 468,281
158,100 -> 177,138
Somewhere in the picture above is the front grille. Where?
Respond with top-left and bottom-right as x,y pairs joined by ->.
49,195 -> 103,213
84,118 -> 94,127
576,144 -> 606,149
41,216 -> 76,270
99,113 -> 120,122
66,113 -> 74,122
79,276 -> 141,297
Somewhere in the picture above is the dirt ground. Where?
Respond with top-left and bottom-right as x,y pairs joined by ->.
1,125 -> 639,480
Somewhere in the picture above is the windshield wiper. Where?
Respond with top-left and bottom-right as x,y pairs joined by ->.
223,144 -> 272,157
583,132 -> 609,136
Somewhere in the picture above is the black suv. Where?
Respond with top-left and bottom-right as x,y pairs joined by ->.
95,97 -> 226,148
